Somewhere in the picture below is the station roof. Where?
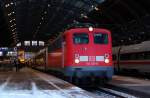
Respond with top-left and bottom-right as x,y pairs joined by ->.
0,0 -> 150,46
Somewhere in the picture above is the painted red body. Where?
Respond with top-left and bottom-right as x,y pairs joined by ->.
46,28 -> 113,79
47,28 -> 112,68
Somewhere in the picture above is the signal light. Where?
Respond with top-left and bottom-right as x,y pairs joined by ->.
105,53 -> 109,58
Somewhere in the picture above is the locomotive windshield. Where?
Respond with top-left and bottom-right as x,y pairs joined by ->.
73,33 -> 89,44
94,33 -> 108,44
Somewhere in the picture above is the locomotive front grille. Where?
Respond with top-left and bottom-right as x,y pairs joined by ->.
79,56 -> 104,62
89,56 -> 95,61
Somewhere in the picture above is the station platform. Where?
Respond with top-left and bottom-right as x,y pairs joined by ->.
0,67 -> 99,98
109,75 -> 150,97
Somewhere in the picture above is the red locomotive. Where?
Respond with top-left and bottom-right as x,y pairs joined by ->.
31,26 -> 113,83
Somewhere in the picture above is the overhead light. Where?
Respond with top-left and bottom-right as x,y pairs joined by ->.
12,32 -> 16,34
44,11 -> 47,14
83,15 -> 88,19
32,41 -> 37,46
12,29 -> 16,31
39,41 -> 45,46
0,51 -> 3,56
48,4 -> 51,7
16,42 -> 21,47
5,4 -> 10,8
94,7 -> 99,11
10,2 -> 14,5
81,13 -> 84,17
8,13 -> 11,16
24,41 -> 30,46
91,5 -> 94,8
11,25 -> 14,27
11,24 -> 16,27
9,19 -> 15,23
8,12 -> 15,16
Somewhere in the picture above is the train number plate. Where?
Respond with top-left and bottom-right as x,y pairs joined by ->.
86,62 -> 98,65
89,56 -> 95,61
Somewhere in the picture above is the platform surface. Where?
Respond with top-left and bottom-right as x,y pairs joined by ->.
0,68 -> 100,98
109,75 -> 150,97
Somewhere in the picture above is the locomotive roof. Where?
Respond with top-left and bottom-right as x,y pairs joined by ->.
64,28 -> 111,35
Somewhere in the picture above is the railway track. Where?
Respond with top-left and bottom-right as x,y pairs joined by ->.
84,86 -> 138,98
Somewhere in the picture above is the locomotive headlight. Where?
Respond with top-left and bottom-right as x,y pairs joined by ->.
75,59 -> 80,63
89,26 -> 93,31
104,59 -> 109,63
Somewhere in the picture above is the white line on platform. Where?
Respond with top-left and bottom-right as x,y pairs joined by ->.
33,70 -> 76,98
0,76 -> 11,91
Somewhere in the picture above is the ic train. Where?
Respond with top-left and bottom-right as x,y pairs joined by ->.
113,41 -> 150,74
29,27 -> 113,83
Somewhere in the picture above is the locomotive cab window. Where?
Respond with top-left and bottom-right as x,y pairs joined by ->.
94,33 -> 108,44
73,33 -> 89,44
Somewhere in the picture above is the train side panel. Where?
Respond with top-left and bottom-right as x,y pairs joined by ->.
47,49 -> 62,68
113,41 -> 150,74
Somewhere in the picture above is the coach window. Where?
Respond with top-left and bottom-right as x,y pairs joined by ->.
120,54 -> 128,60
130,53 -> 136,60
137,53 -> 145,60
94,33 -> 108,44
145,52 -> 150,59
73,33 -> 89,44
